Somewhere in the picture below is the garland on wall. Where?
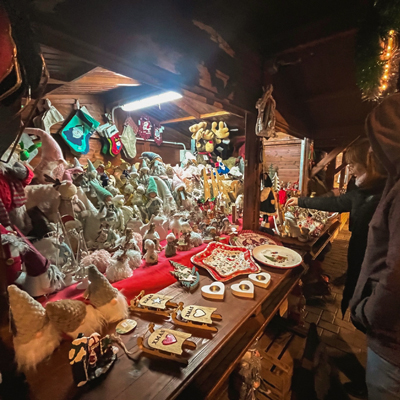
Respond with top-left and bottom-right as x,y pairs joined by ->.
356,0 -> 400,100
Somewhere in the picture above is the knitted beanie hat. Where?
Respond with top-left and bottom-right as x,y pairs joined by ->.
172,174 -> 185,191
140,158 -> 149,173
130,164 -> 139,177
87,159 -> 96,173
46,299 -> 86,333
8,285 -> 48,345
90,180 -> 112,201
146,176 -> 158,196
85,265 -> 118,307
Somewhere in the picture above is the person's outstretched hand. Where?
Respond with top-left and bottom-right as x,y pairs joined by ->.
286,197 -> 298,207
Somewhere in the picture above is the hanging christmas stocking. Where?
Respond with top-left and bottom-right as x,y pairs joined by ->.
33,98 -> 64,133
60,109 -> 100,155
137,117 -> 152,140
154,125 -> 164,146
125,116 -> 139,134
121,124 -> 137,159
104,124 -> 122,157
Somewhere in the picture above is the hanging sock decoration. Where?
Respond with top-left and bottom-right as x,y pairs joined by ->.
125,117 -> 139,134
153,125 -> 164,146
137,117 -> 152,140
33,98 -> 64,133
120,123 -> 137,159
104,124 -> 122,157
60,109 -> 100,156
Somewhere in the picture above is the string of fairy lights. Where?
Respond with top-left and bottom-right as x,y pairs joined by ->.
379,30 -> 398,95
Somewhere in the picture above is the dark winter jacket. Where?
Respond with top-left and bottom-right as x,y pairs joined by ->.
350,93 -> 400,368
299,183 -> 385,315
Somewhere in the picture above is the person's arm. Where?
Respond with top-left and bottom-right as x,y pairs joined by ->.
297,191 -> 354,213
352,195 -> 400,330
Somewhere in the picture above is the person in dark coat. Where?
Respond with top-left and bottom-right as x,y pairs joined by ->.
287,139 -> 386,316
350,93 -> 400,399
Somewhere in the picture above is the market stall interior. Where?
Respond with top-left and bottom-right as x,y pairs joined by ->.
0,0 -> 386,398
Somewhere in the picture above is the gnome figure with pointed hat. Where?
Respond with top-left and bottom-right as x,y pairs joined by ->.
139,158 -> 150,186
2,226 -> 64,297
8,285 -> 61,370
85,265 -> 128,323
145,177 -> 163,219
46,298 -> 105,339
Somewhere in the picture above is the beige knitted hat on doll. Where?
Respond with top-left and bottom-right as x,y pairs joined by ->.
85,265 -> 118,308
46,300 -> 86,333
8,285 -> 48,345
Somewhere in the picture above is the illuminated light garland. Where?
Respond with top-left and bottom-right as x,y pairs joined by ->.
378,30 -> 399,98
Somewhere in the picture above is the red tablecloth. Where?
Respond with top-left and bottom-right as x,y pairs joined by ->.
40,236 -> 230,305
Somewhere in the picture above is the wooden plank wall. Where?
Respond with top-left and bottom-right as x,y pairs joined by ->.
263,132 -> 303,185
29,94 -> 189,170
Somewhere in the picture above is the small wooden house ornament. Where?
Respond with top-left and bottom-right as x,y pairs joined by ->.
201,282 -> 225,300
138,323 -> 196,364
169,261 -> 200,290
129,291 -> 178,318
171,303 -> 222,332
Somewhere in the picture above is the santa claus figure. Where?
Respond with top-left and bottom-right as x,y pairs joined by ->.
0,157 -> 33,234
1,225 -> 64,297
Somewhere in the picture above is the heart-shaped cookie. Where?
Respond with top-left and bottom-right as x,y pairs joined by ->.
248,272 -> 271,289
162,333 -> 177,346
231,280 -> 254,299
201,282 -> 225,300
193,308 -> 206,318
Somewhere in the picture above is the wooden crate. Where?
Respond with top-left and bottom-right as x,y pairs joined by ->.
255,323 -> 305,400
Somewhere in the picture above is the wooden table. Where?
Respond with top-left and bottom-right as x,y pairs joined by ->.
25,264 -> 305,400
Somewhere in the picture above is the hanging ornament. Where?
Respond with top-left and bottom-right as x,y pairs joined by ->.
137,117 -> 152,140
154,125 -> 164,146
124,117 -> 139,134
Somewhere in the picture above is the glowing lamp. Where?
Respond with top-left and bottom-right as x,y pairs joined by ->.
121,91 -> 183,112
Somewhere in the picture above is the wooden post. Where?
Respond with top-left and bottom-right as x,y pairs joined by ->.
243,112 -> 261,230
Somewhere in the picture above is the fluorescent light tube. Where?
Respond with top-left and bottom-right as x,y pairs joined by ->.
121,91 -> 182,111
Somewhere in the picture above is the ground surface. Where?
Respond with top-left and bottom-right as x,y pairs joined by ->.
304,226 -> 367,399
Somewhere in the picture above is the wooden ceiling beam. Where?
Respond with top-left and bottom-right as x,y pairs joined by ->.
311,136 -> 359,177
174,99 -> 201,119
161,110 -> 230,124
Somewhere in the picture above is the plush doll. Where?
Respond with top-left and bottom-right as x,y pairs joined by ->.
2,227 -> 64,297
145,177 -> 163,218
24,127 -> 68,184
85,265 -> 128,323
46,299 -> 105,339
106,253 -> 132,283
170,214 -> 181,239
165,232 -> 178,257
153,176 -> 176,215
139,158 -> 150,186
143,239 -> 158,264
143,222 -> 161,251
129,164 -> 139,188
131,185 -> 148,222
0,155 -> 33,234
188,230 -> 202,247
7,285 -> 62,370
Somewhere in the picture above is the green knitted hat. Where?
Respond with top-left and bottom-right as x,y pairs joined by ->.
90,180 -> 112,201
146,176 -> 158,195
87,159 -> 96,173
